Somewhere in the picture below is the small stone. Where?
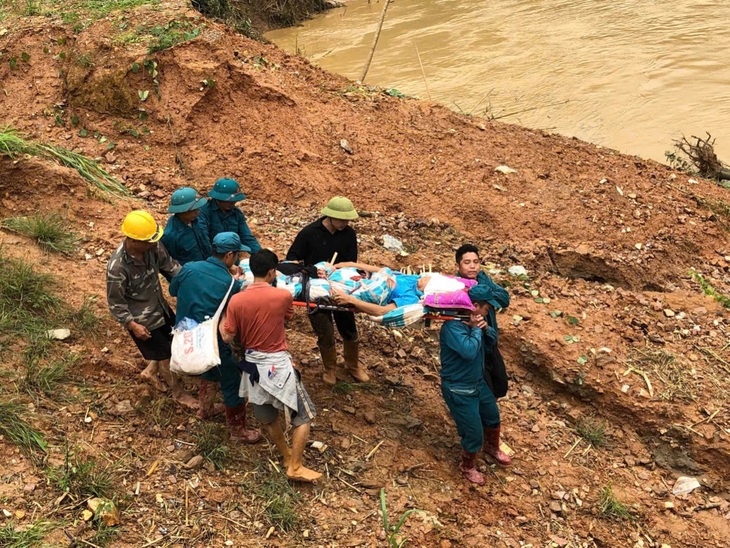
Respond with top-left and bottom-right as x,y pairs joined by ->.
343,406 -> 356,415
310,441 -> 325,451
549,501 -> 563,514
664,501 -> 674,509
364,411 -> 376,424
47,328 -> 71,340
531,424 -> 540,433
663,309 -> 675,318
339,139 -> 353,154
183,455 -> 204,470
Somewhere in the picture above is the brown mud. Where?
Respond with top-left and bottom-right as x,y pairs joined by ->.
0,2 -> 728,547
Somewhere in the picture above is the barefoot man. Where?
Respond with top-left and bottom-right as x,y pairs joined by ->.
106,210 -> 197,409
221,249 -> 322,482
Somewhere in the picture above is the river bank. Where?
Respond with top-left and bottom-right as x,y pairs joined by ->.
0,1 -> 728,546
267,0 -> 730,164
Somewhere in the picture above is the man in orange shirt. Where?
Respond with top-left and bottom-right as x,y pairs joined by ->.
220,249 -> 321,482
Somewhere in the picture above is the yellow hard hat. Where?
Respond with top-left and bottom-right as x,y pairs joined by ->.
121,210 -> 163,242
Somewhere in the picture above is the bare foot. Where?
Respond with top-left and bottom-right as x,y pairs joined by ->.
173,390 -> 199,410
286,465 -> 322,483
140,370 -> 167,393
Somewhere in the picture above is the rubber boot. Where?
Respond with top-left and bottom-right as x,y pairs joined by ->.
343,339 -> 369,382
196,379 -> 225,420
320,346 -> 338,386
483,426 -> 512,465
459,449 -> 485,485
225,404 -> 262,444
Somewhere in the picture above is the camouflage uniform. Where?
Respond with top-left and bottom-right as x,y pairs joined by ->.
106,241 -> 181,330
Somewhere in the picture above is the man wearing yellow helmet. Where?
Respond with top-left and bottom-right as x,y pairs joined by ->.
106,210 -> 197,409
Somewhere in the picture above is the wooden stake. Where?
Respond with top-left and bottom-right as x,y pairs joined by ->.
414,43 -> 432,101
365,439 -> 385,460
359,0 -> 391,83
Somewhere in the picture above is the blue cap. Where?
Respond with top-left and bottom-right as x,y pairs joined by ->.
168,187 -> 207,213
212,232 -> 251,253
468,284 -> 500,309
209,178 -> 245,202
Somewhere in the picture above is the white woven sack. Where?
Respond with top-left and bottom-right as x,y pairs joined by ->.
170,279 -> 234,375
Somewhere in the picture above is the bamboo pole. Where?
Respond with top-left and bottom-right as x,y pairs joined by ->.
359,0 -> 391,83
414,43 -> 432,101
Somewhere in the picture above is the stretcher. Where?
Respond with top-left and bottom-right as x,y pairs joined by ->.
292,300 -> 470,327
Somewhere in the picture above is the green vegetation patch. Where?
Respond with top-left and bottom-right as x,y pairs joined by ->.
598,484 -> 632,520
50,449 -> 118,499
576,416 -> 607,447
194,422 -> 230,469
241,467 -> 302,531
1,213 -> 77,254
145,20 -> 201,53
0,401 -> 48,458
0,520 -> 53,548
1,0 -> 161,28
0,126 -> 129,198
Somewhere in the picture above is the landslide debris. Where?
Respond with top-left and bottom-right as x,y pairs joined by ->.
0,2 -> 728,547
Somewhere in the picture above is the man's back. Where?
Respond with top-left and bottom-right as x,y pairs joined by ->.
170,258 -> 239,324
224,283 -> 293,352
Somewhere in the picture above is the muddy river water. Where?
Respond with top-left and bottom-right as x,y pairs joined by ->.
267,0 -> 730,163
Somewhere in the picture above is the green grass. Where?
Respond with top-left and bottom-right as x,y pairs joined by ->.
88,522 -> 119,547
243,466 -> 301,531
691,270 -> 730,308
67,296 -> 101,334
1,214 -> 77,254
598,484 -> 632,520
0,252 -> 61,343
0,401 -> 48,459
194,422 -> 230,469
0,126 -> 129,198
24,351 -> 76,398
146,20 -> 201,53
51,450 -> 117,500
576,417 -> 607,448
380,488 -> 421,548
0,521 -> 53,548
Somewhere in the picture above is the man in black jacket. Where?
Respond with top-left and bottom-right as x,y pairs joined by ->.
286,196 -> 368,386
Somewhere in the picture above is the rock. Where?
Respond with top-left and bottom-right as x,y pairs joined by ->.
110,400 -> 134,416
311,441 -> 325,451
87,498 -> 120,526
382,234 -> 407,255
47,328 -> 71,340
494,165 -> 517,174
531,424 -> 540,433
508,265 -> 527,277
672,476 -> 701,495
183,455 -> 204,470
343,405 -> 356,415
339,139 -> 353,154
663,309 -> 675,318
549,501 -> 563,514
364,411 -> 376,424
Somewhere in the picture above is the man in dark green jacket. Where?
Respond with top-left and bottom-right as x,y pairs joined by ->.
197,178 -> 262,256
169,232 -> 261,444
439,284 -> 511,486
161,187 -> 209,265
